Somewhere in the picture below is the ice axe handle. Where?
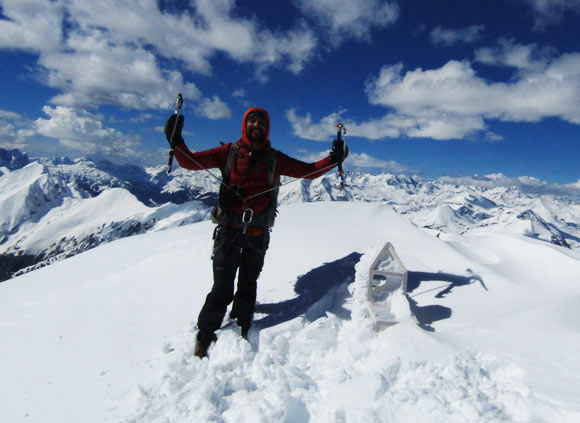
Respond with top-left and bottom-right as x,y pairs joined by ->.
335,123 -> 346,189
167,93 -> 184,174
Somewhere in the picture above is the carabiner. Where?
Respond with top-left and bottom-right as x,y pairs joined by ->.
241,207 -> 254,235
242,207 -> 254,225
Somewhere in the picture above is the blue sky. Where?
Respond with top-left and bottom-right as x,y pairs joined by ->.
1,0 -> 580,189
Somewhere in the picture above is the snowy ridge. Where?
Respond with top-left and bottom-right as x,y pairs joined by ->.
8,190 -> 210,277
0,162 -> 70,241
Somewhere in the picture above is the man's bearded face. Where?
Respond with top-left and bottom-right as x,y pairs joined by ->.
246,115 -> 268,144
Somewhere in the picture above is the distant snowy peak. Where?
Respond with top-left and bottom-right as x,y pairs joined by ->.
38,156 -> 219,206
0,148 -> 30,175
0,162 -> 70,241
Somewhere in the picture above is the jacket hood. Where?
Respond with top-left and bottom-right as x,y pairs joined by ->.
242,107 -> 270,150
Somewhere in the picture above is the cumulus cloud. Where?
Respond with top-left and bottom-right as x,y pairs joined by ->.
0,0 -> 63,51
0,0 -> 401,122
290,41 -> 580,143
295,0 -> 399,44
0,0 -> 321,114
38,29 -> 202,110
365,46 -> 580,137
61,0 -> 318,76
430,25 -> 485,47
35,106 -> 140,158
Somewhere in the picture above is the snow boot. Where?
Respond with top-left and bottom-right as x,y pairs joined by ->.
241,326 -> 250,340
194,332 -> 217,359
229,308 -> 250,340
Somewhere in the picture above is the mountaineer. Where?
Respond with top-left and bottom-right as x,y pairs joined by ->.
165,107 -> 347,358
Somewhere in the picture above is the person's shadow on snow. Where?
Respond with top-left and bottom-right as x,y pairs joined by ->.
253,252 -> 362,330
406,270 -> 487,332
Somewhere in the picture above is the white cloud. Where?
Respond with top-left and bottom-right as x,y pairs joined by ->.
255,24 -> 318,77
290,42 -> 580,142
485,132 -> 503,142
474,39 -> 553,72
0,110 -> 22,121
233,89 -> 246,98
0,121 -> 17,144
522,0 -> 580,28
129,113 -> 156,124
0,0 -> 320,115
430,25 -> 485,47
0,109 -> 35,148
63,0 -> 318,77
348,152 -> 419,173
37,29 -> 202,111
196,96 -> 232,120
287,106 -> 484,142
35,106 -> 140,158
0,0 -> 63,51
295,0 -> 399,44
286,109 -> 345,141
296,149 -> 418,174
365,47 -> 580,137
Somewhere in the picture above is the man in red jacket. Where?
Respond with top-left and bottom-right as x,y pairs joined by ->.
165,107 -> 347,358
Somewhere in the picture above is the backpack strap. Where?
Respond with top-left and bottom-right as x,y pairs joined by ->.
266,148 -> 278,186
222,143 -> 240,182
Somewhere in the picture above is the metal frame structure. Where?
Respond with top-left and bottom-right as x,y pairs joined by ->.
365,243 -> 408,331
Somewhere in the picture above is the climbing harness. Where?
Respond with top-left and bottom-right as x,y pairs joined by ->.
166,93 -> 184,174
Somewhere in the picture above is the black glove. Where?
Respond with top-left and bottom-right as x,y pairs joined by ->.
164,114 -> 185,146
329,139 -> 348,164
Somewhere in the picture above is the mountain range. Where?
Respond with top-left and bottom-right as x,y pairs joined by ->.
1,147 -> 579,282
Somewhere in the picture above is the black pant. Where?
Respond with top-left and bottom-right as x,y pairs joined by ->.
197,226 -> 269,340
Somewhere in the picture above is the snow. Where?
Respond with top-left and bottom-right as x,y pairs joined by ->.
0,162 -> 68,237
1,202 -> 580,422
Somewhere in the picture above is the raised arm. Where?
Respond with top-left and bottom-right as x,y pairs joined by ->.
173,142 -> 229,171
164,114 -> 229,171
276,152 -> 335,179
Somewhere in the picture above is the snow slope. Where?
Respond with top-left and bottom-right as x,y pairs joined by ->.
1,202 -> 579,423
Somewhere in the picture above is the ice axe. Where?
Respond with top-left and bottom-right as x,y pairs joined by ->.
166,93 -> 183,174
335,123 -> 347,190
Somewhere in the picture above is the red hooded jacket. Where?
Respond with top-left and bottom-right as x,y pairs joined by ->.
174,107 -> 335,220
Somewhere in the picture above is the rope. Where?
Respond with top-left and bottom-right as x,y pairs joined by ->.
174,144 -> 243,200
245,162 -> 337,200
173,143 -> 339,202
